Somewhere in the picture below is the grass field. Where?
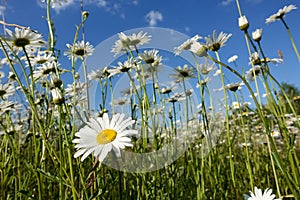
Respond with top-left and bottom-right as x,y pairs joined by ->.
0,1 -> 299,199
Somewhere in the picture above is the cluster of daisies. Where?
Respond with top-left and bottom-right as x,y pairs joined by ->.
0,3 -> 299,199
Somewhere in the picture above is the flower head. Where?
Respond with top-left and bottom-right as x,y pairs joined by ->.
33,61 -> 58,80
64,41 -> 94,60
239,15 -> 249,31
29,51 -> 56,66
190,42 -> 208,57
139,49 -> 162,66
174,35 -> 202,55
5,27 -> 46,51
72,113 -> 137,162
205,30 -> 232,52
170,64 -> 196,82
0,83 -> 15,99
197,62 -> 216,75
51,88 -> 64,104
108,59 -> 135,78
228,55 -> 238,63
244,186 -> 280,200
226,82 -> 243,92
111,31 -> 151,56
266,4 -> 297,24
246,66 -> 261,81
252,29 -> 262,42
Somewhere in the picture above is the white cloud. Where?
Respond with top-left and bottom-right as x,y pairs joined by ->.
37,0 -> 75,13
97,0 -> 107,7
184,26 -> 190,32
145,10 -> 163,26
132,0 -> 139,5
220,0 -> 234,6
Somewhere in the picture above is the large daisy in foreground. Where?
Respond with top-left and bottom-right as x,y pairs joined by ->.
244,187 -> 280,200
72,113 -> 137,162
5,27 -> 46,51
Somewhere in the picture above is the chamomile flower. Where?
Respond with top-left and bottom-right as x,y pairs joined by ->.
64,40 -> 94,60
228,55 -> 238,63
0,83 -> 15,99
29,51 -> 56,66
244,186 -> 280,200
170,64 -> 196,82
72,113 -> 137,162
108,59 -> 135,78
226,82 -> 243,92
88,68 -> 108,80
260,58 -> 283,65
111,31 -> 151,56
252,29 -> 263,42
197,62 -> 216,75
232,101 -> 240,109
174,34 -> 202,55
139,49 -> 162,66
246,66 -> 261,81
190,42 -> 208,57
205,30 -> 232,52
5,27 -> 46,51
0,101 -> 22,115
51,88 -> 64,104
266,4 -> 297,24
238,15 -> 249,31
33,61 -> 58,80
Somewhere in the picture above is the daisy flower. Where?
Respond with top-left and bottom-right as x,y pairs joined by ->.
266,4 -> 297,24
246,66 -> 261,81
107,59 -> 135,78
190,42 -> 208,57
244,186 -> 280,200
252,29 -> 262,42
139,49 -> 162,66
226,82 -> 243,92
64,40 -> 94,60
111,31 -> 151,56
51,88 -> 64,104
0,101 -> 22,115
249,52 -> 261,65
238,15 -> 249,31
197,62 -> 216,75
29,51 -> 56,66
0,83 -> 15,99
174,34 -> 202,55
170,64 -> 196,82
228,55 -> 238,63
33,61 -> 58,80
72,113 -> 137,162
5,27 -> 46,51
232,101 -> 240,109
205,30 -> 232,52
88,68 -> 108,80
260,58 -> 283,65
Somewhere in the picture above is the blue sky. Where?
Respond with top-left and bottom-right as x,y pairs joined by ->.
1,0 -> 300,100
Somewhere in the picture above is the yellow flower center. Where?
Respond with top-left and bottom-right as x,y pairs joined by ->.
96,129 -> 117,144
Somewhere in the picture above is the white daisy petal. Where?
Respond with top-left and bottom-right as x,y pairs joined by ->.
72,113 -> 136,162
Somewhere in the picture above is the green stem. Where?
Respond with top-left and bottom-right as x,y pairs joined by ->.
280,18 -> 300,61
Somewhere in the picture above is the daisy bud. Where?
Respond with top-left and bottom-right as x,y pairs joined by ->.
82,11 -> 89,20
238,15 -> 249,31
74,73 -> 80,79
252,29 -> 262,42
51,88 -> 64,104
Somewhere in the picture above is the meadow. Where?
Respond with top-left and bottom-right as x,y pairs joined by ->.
0,0 -> 299,199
